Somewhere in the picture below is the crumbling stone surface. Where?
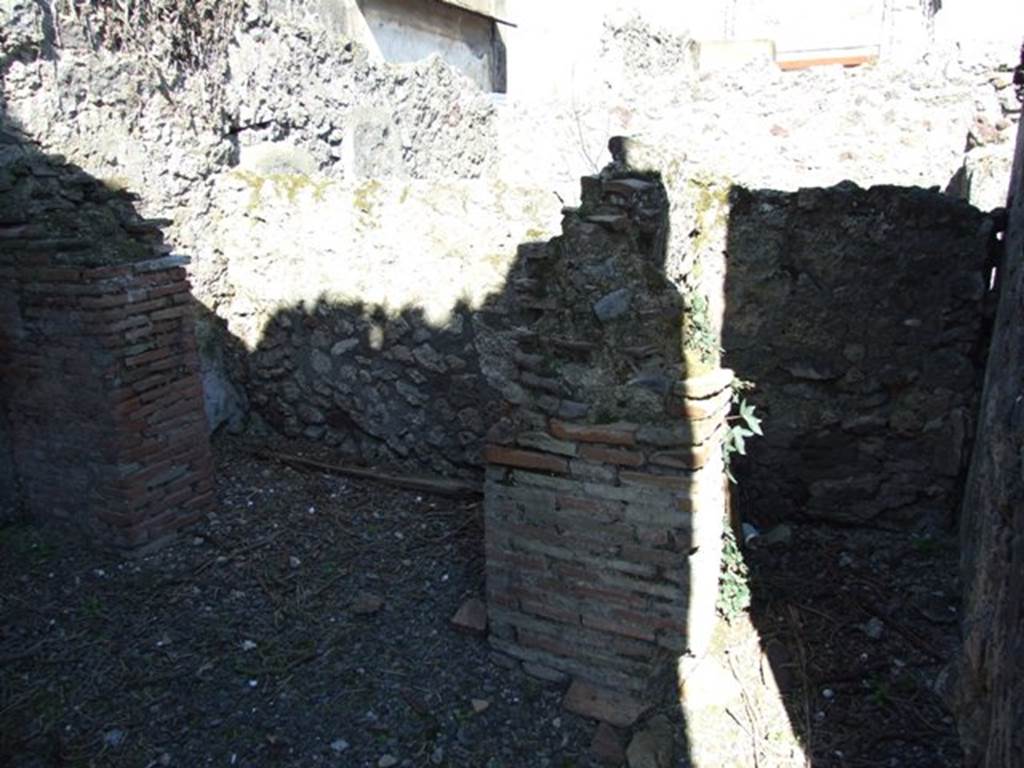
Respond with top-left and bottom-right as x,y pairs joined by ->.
724,182 -> 995,528
955,68 -> 1024,767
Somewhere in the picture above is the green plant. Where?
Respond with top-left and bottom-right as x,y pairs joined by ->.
717,525 -> 750,621
868,676 -> 892,708
723,380 -> 763,484
83,595 -> 104,620
682,289 -> 719,371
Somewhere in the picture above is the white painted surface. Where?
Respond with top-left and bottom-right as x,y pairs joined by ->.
359,0 -> 497,90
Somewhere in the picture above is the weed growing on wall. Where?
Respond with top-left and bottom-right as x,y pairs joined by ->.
723,378 -> 762,484
717,524 -> 751,621
718,380 -> 760,618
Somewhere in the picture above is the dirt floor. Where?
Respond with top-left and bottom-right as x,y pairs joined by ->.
1,435 -> 964,767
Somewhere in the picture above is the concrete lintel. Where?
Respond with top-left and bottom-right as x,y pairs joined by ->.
435,0 -> 515,25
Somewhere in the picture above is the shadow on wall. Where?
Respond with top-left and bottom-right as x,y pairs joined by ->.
719,181 -> 997,766
197,288 -> 512,479
205,151 -> 993,763
723,183 -> 997,533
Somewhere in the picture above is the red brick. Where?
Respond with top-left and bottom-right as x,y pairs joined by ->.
146,282 -> 189,300
487,589 -> 519,610
483,445 -> 569,474
31,267 -> 82,282
579,445 -> 645,467
124,345 -> 177,368
79,293 -> 129,310
184,490 -> 215,509
518,595 -> 580,625
549,420 -> 637,446
484,546 -> 547,573
144,396 -> 203,426
610,607 -> 679,634
149,306 -> 188,322
85,264 -> 134,279
648,442 -> 717,470
129,296 -> 172,315
580,612 -> 655,642
556,496 -> 617,514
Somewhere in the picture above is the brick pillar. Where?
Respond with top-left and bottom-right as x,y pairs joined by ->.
483,169 -> 731,705
0,144 -> 213,550
0,252 -> 214,548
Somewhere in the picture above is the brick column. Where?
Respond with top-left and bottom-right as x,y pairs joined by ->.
0,251 -> 214,549
483,168 -> 731,706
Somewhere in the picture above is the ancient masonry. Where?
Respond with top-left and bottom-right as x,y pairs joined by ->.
0,141 -> 214,548
724,184 -> 995,528
484,170 -> 731,703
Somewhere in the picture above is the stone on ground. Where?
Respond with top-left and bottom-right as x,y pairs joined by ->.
352,591 -> 384,615
626,715 -> 674,768
562,679 -> 649,728
451,597 -> 488,635
590,722 -> 626,766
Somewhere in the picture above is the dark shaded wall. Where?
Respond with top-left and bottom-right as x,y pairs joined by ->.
724,183 -> 995,529
245,299 -> 498,477
955,51 -> 1024,768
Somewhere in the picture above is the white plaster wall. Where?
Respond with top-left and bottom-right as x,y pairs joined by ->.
358,0 -> 497,90
267,0 -> 500,90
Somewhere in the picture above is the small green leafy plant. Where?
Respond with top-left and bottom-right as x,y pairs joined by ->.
723,379 -> 763,484
717,525 -> 751,621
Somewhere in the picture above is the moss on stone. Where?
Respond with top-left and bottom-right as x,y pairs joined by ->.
687,173 -> 731,254
353,178 -> 382,217
233,170 -> 332,210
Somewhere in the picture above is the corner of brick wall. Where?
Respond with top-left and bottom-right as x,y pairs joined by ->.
0,250 -> 214,549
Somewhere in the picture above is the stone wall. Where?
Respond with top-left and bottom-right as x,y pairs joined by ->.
484,165 -> 732,702
955,47 -> 1024,768
724,184 -> 995,529
246,299 -> 497,475
0,130 -> 213,549
1,2 -> 1019,485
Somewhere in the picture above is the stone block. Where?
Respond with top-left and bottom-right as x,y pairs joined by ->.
451,597 -> 488,636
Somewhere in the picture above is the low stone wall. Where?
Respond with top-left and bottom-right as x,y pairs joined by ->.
484,168 -> 731,702
723,183 -> 995,528
0,138 -> 213,548
246,300 -> 497,475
